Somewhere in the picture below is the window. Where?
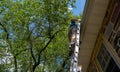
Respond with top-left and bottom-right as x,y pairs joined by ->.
104,22 -> 114,40
109,12 -> 120,44
107,7 -> 120,58
111,0 -> 120,24
106,58 -> 120,72
106,0 -> 120,45
97,42 -> 120,72
97,42 -> 111,72
113,31 -> 120,58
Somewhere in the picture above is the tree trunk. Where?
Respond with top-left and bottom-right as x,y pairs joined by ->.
33,62 -> 39,72
14,56 -> 18,72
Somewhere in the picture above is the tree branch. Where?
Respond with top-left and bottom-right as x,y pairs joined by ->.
38,29 -> 62,63
29,41 -> 37,64
32,29 -> 62,71
0,22 -> 9,39
37,35 -> 54,62
25,26 -> 37,64
13,56 -> 18,72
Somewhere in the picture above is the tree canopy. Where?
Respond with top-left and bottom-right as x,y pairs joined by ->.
0,0 -> 78,72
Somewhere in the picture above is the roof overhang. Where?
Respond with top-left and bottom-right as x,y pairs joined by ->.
79,0 -> 110,72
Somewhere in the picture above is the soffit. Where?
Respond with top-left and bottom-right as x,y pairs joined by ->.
78,0 -> 110,72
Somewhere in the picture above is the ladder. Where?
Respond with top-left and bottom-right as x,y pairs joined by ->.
69,22 -> 81,72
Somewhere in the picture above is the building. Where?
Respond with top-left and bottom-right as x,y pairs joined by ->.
79,0 -> 120,72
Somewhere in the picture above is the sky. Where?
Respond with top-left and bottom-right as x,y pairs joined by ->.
72,0 -> 86,16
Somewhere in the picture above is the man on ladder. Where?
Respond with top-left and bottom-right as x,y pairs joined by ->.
68,18 -> 78,57
68,18 -> 81,72
68,18 -> 78,43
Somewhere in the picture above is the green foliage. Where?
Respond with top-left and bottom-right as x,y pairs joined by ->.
0,0 -> 76,72
71,13 -> 82,19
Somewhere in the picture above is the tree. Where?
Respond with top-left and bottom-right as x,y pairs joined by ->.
71,13 -> 82,19
0,0 -> 76,72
